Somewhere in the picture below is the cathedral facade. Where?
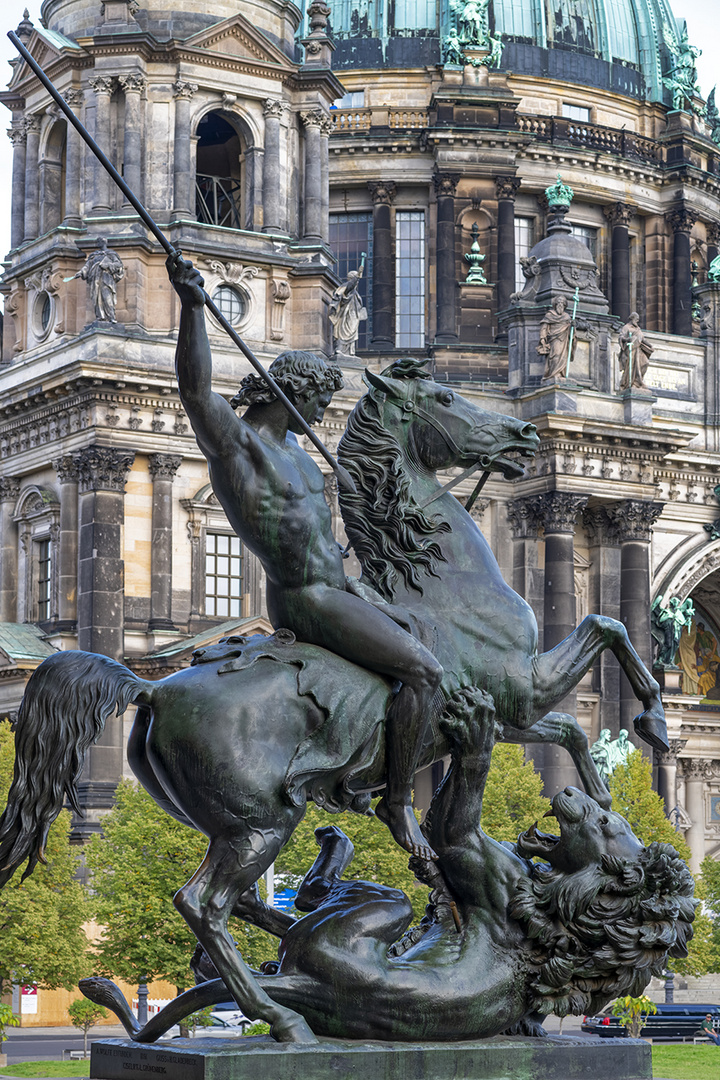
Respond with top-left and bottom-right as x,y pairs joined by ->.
1,0 -> 720,873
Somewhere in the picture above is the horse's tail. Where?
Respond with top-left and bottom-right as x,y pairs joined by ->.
0,650 -> 151,888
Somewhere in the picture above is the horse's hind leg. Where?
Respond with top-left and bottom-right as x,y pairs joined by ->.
174,830 -> 317,1044
531,614 -> 667,753
501,712 -> 611,809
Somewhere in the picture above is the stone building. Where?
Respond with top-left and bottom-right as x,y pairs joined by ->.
2,0 -> 720,876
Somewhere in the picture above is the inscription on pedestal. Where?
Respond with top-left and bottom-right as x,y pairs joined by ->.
91,1042 -> 203,1080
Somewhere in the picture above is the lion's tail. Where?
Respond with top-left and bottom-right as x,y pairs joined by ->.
0,651 -> 151,888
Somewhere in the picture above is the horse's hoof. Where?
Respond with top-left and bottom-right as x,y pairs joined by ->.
633,710 -> 669,754
271,1014 -> 318,1044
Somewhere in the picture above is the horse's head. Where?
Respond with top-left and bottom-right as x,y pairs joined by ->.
365,359 -> 538,480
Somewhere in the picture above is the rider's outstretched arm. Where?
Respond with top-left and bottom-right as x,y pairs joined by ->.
167,253 -> 245,456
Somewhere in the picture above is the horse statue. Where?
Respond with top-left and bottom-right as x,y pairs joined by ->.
0,360 -> 668,1043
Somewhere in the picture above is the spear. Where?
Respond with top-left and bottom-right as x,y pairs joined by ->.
564,285 -> 580,379
8,30 -> 356,494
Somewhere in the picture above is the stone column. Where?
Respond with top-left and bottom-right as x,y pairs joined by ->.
89,75 -> 115,213
495,176 -> 521,313
583,505 -> 622,735
53,455 -> 80,632
320,115 -> 332,245
262,99 -> 284,234
118,73 -> 146,207
23,114 -> 41,242
667,206 -> 695,336
0,477 -> 20,622
8,119 -> 27,249
172,79 -> 198,219
607,500 -> 664,732
368,180 -> 397,349
434,173 -> 460,344
680,759 -> 707,875
707,222 -> 720,269
148,453 -> 182,631
62,90 -> 84,228
300,109 -> 324,243
656,739 -> 687,817
73,446 -> 134,827
506,497 -> 544,638
603,202 -> 633,325
533,491 -> 588,793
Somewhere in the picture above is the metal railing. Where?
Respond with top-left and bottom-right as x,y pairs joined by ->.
196,174 -> 243,229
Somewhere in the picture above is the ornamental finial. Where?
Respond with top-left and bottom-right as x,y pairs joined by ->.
545,173 -> 574,208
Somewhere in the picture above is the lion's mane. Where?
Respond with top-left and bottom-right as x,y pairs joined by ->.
508,840 -> 696,1017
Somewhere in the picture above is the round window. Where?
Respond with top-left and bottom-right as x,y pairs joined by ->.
32,291 -> 54,340
41,293 -> 52,332
211,285 -> 247,327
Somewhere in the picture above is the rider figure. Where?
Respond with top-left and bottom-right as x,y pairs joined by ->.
167,253 -> 443,860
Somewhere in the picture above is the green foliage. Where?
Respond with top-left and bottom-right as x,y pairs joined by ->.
185,1006 -> 215,1034
609,749 -> 692,861
0,720 -> 89,997
0,1002 -> 19,1044
480,745 -> 553,841
611,994 -> 657,1038
85,780 -> 278,989
676,870 -> 719,977
243,1021 -> 271,1036
652,1043 -> 720,1080
67,999 -> 107,1033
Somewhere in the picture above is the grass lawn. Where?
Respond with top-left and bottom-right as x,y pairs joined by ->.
652,1043 -> 720,1079
0,1062 -> 90,1078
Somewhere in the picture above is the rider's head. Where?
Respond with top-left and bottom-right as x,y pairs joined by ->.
231,351 -> 344,427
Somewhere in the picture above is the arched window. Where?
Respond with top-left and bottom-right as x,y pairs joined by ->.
195,112 -> 244,230
39,120 -> 66,235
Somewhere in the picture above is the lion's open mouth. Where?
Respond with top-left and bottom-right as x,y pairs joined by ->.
516,820 -> 560,860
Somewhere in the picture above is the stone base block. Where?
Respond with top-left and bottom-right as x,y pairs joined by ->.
622,389 -> 655,425
89,1033 -> 651,1080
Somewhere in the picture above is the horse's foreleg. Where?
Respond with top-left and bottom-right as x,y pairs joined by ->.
532,615 -> 668,753
501,713 -> 611,809
174,828 -> 317,1044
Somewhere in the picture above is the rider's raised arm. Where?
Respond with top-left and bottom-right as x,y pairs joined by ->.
167,254 -> 247,456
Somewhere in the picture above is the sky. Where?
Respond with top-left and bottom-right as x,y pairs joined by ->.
0,0 -> 716,275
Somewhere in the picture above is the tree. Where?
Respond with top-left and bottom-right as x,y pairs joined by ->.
480,744 -> 553,841
611,994 -> 657,1038
0,1002 -> 19,1047
68,998 -> 107,1056
85,780 -> 278,990
0,719 -> 89,998
609,749 -> 691,861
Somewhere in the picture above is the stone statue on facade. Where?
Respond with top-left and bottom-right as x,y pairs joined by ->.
652,594 -> 695,668
328,255 -> 367,357
590,727 -> 633,783
73,238 -> 124,323
706,88 -> 720,147
618,312 -> 654,391
449,0 -> 489,44
708,254 -> 720,283
663,22 -> 702,113
444,0 -> 503,68
537,295 -> 575,379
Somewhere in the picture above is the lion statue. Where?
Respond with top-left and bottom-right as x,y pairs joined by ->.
80,689 -> 695,1043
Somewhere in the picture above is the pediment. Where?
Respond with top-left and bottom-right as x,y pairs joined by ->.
183,15 -> 293,70
5,27 -> 87,95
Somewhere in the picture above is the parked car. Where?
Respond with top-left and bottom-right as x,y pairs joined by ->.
581,1003 -> 720,1041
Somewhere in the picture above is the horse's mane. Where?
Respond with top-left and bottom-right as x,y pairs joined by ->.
337,359 -> 450,601
508,840 -> 696,1017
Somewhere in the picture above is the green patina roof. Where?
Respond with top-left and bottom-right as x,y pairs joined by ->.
145,616 -> 270,660
0,623 -> 57,664
34,24 -> 84,51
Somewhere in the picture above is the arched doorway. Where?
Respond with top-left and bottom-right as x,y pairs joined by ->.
195,112 -> 244,230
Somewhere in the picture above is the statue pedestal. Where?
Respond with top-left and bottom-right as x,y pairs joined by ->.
89,1034 -> 651,1080
622,388 -> 656,425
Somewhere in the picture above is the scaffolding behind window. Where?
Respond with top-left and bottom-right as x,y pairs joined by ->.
206,533 -> 243,618
395,211 -> 425,349
37,538 -> 51,622
515,216 -> 536,293
330,212 -> 373,349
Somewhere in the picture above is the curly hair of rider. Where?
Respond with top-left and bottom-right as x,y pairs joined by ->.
508,839 -> 696,1017
230,351 -> 344,409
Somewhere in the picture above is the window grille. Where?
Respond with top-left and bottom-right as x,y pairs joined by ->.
196,175 -> 243,230
37,538 -> 51,622
205,533 -> 243,618
330,212 -> 374,348
514,216 -> 536,293
395,210 -> 426,349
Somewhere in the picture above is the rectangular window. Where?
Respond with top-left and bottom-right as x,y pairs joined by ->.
514,216 -> 536,293
395,210 -> 426,349
330,212 -> 373,349
205,533 -> 243,619
562,103 -> 591,122
570,224 -> 598,262
332,91 -> 366,108
37,538 -> 51,622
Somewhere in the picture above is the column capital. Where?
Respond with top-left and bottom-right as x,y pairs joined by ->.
495,175 -> 521,201
264,98 -> 288,119
0,476 -> 20,502
173,79 -> 198,100
679,757 -> 710,781
63,87 -> 85,109
667,205 -> 695,235
582,505 -> 621,547
24,113 -> 41,134
73,446 -> 135,493
433,172 -> 460,198
299,108 -> 325,130
118,72 -> 146,95
7,120 -> 26,146
606,499 -> 664,542
89,75 -> 115,96
603,201 -> 634,228
707,222 -> 720,247
148,453 -> 182,481
533,491 -> 588,534
506,496 -> 542,539
53,454 -> 81,483
368,179 -> 397,205
655,738 -> 688,766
